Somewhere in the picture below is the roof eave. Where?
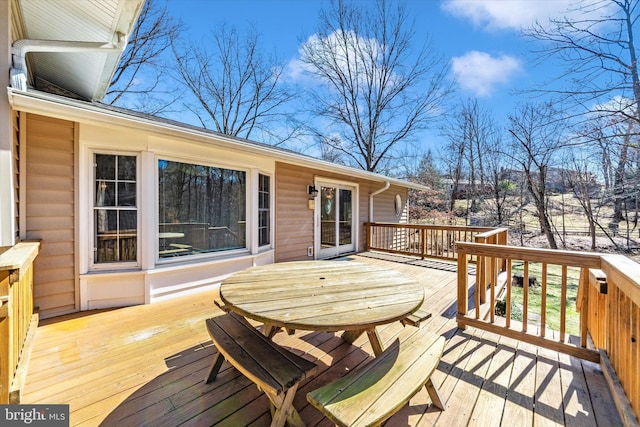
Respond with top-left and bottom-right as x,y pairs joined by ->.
7,88 -> 429,191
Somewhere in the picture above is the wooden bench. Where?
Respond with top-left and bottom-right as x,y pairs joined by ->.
213,295 -> 230,313
401,306 -> 432,327
213,297 -> 293,337
307,325 -> 446,427
205,313 -> 318,427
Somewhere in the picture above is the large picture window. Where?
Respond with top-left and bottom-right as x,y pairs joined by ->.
158,160 -> 246,258
94,154 -> 137,263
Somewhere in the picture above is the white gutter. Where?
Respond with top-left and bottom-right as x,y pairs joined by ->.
369,181 -> 390,222
10,33 -> 127,91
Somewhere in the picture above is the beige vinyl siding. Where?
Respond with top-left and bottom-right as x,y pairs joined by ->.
25,113 -> 77,318
371,186 -> 409,222
275,163 -> 409,261
275,163 -> 315,262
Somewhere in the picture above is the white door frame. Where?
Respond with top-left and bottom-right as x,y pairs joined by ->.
314,178 -> 359,259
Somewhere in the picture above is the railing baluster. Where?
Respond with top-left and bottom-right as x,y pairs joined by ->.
560,265 -> 567,343
523,261 -> 529,333
476,255 -> 482,320
490,255 -> 497,324
506,259 -> 512,328
541,263 -> 547,338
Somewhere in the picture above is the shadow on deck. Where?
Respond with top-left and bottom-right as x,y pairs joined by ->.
21,252 -> 621,426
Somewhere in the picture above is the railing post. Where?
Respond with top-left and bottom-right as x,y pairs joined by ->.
475,235 -> 488,304
0,270 -> 9,403
577,267 -> 589,348
366,223 -> 371,251
457,248 -> 469,330
0,242 -> 39,404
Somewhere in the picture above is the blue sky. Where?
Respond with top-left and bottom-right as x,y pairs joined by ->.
164,0 -> 606,166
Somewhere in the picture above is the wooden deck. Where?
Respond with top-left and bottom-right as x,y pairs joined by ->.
20,253 -> 622,426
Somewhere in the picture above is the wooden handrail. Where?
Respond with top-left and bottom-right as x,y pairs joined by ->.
456,242 -> 639,424
366,222 -> 504,262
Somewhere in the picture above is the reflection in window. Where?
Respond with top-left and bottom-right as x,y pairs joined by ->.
94,154 -> 137,263
158,160 -> 246,258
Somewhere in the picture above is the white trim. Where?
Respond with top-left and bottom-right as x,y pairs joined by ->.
7,89 -> 429,191
18,112 -> 27,240
249,168 -> 258,254
314,178 -> 359,259
87,150 -> 142,271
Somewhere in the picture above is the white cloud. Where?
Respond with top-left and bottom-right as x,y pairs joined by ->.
441,0 -> 604,31
286,30 -> 387,86
451,51 -> 522,97
284,57 -> 314,83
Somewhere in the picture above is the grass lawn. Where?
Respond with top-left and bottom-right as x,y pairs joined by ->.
508,262 -> 581,336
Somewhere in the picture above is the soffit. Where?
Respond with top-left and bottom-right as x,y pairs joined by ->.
11,0 -> 143,100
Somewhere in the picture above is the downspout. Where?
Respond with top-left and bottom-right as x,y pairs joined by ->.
369,181 -> 390,222
10,33 -> 127,91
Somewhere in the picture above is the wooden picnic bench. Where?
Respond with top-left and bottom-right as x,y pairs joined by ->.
204,312 -> 318,427
307,325 -> 446,427
401,306 -> 432,327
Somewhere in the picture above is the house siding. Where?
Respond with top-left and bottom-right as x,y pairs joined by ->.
25,113 -> 77,318
275,162 -> 409,262
274,163 -> 315,261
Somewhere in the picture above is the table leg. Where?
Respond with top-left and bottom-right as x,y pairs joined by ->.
366,328 -> 384,356
262,323 -> 279,338
341,329 -> 365,344
342,328 -> 385,356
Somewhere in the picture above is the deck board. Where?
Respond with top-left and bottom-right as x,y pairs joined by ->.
21,252 -> 622,426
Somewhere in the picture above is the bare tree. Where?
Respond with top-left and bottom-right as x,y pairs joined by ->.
299,0 -> 452,172
525,0 -> 640,125
440,133 -> 466,215
508,102 -> 567,249
440,99 -> 497,222
407,150 -> 448,221
485,133 -> 516,226
172,25 -> 296,143
566,154 -> 601,249
105,0 -> 182,113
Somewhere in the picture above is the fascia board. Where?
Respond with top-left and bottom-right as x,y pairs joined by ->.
7,88 -> 429,191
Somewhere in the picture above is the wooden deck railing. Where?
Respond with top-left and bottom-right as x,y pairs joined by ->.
0,242 -> 39,403
456,242 -> 639,423
365,222 -> 506,262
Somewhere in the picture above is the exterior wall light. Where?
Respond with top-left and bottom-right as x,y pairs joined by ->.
307,185 -> 318,210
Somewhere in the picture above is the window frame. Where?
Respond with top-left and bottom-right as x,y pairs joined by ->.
155,156 -> 251,263
257,173 -> 272,248
90,151 -> 141,270
394,194 -> 403,217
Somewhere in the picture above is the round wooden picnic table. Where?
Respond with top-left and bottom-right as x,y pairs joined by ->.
219,260 -> 424,355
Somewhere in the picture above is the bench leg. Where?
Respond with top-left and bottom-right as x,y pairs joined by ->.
266,384 -> 304,427
204,352 -> 225,384
425,377 -> 445,410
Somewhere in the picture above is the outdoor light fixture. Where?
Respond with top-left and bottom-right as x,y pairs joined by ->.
307,185 -> 318,210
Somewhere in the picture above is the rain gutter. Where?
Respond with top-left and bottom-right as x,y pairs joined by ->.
369,181 -> 391,222
10,33 -> 127,91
